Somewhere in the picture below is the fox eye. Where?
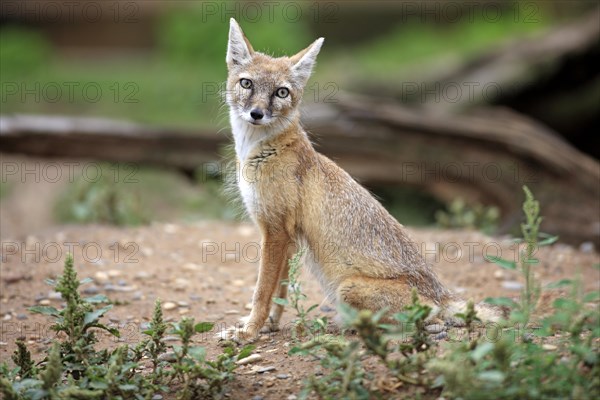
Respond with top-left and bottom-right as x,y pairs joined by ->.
240,78 -> 252,89
275,87 -> 289,98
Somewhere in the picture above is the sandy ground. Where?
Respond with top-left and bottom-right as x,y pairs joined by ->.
1,219 -> 598,399
1,156 -> 599,398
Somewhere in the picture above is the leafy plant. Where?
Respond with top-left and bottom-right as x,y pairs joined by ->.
485,186 -> 557,328
273,248 -> 328,340
296,336 -> 369,400
0,254 -> 252,399
288,186 -> 599,399
11,340 -> 36,380
168,317 -> 252,400
55,163 -> 147,226
291,288 -> 438,398
430,186 -> 599,399
436,197 -> 500,234
29,253 -> 118,378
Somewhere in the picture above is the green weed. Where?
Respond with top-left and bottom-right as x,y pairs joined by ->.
286,186 -> 599,399
273,249 -> 328,340
435,197 -> 500,234
0,254 -> 253,399
430,186 -> 599,399
55,164 -> 147,226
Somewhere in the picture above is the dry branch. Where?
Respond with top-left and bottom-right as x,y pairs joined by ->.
1,100 -> 598,244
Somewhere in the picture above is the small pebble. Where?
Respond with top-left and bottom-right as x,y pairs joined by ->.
152,395 -> 163,400
39,299 -> 51,306
104,284 -> 116,292
542,344 -> 558,351
236,354 -> 262,365
502,281 -> 524,291
158,352 -> 176,362
287,396 -> 298,400
16,314 -> 28,320
493,270 -> 504,280
182,263 -> 200,271
132,291 -> 143,301
257,366 -> 276,373
434,331 -> 448,341
163,302 -> 177,311
276,374 -> 289,379
164,224 -> 178,234
425,324 -> 445,334
83,286 -> 99,295
174,278 -> 189,291
252,396 -> 264,400
107,269 -> 121,278
245,303 -> 253,310
320,305 -> 335,313
104,284 -> 136,293
579,242 -> 594,253
134,271 -> 151,280
177,301 -> 190,307
141,247 -> 154,257
95,272 -> 109,283
190,294 -> 202,301
47,291 -> 62,300
225,310 -> 240,315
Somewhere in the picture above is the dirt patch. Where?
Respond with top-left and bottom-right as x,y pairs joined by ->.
1,221 -> 598,399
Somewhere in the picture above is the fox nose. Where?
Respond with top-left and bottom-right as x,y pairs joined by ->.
250,109 -> 264,121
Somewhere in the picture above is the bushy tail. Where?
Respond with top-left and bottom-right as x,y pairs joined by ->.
439,299 -> 506,326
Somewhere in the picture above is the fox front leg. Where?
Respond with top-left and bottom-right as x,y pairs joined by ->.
260,253 -> 291,333
237,231 -> 291,340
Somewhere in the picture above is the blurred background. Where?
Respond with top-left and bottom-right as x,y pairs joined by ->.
1,0 -> 598,244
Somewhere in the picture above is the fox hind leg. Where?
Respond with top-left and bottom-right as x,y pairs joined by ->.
336,275 -> 439,323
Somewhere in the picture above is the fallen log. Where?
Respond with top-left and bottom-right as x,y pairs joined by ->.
0,115 -> 222,176
418,13 -> 600,112
1,98 -> 598,244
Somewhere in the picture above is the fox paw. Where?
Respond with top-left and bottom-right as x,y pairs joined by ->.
260,316 -> 280,333
238,315 -> 279,334
216,325 -> 258,344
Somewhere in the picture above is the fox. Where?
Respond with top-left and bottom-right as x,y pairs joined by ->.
222,18 -> 501,341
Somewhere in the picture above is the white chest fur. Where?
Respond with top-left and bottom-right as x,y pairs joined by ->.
237,163 -> 257,214
229,111 -> 295,216
230,112 -> 266,161
230,112 -> 265,215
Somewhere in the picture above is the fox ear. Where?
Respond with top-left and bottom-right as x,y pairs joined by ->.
227,18 -> 254,67
291,37 -> 324,86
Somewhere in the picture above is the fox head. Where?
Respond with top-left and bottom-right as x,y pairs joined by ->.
226,18 -> 324,133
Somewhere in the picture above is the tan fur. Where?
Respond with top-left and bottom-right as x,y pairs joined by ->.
223,19 -> 500,340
